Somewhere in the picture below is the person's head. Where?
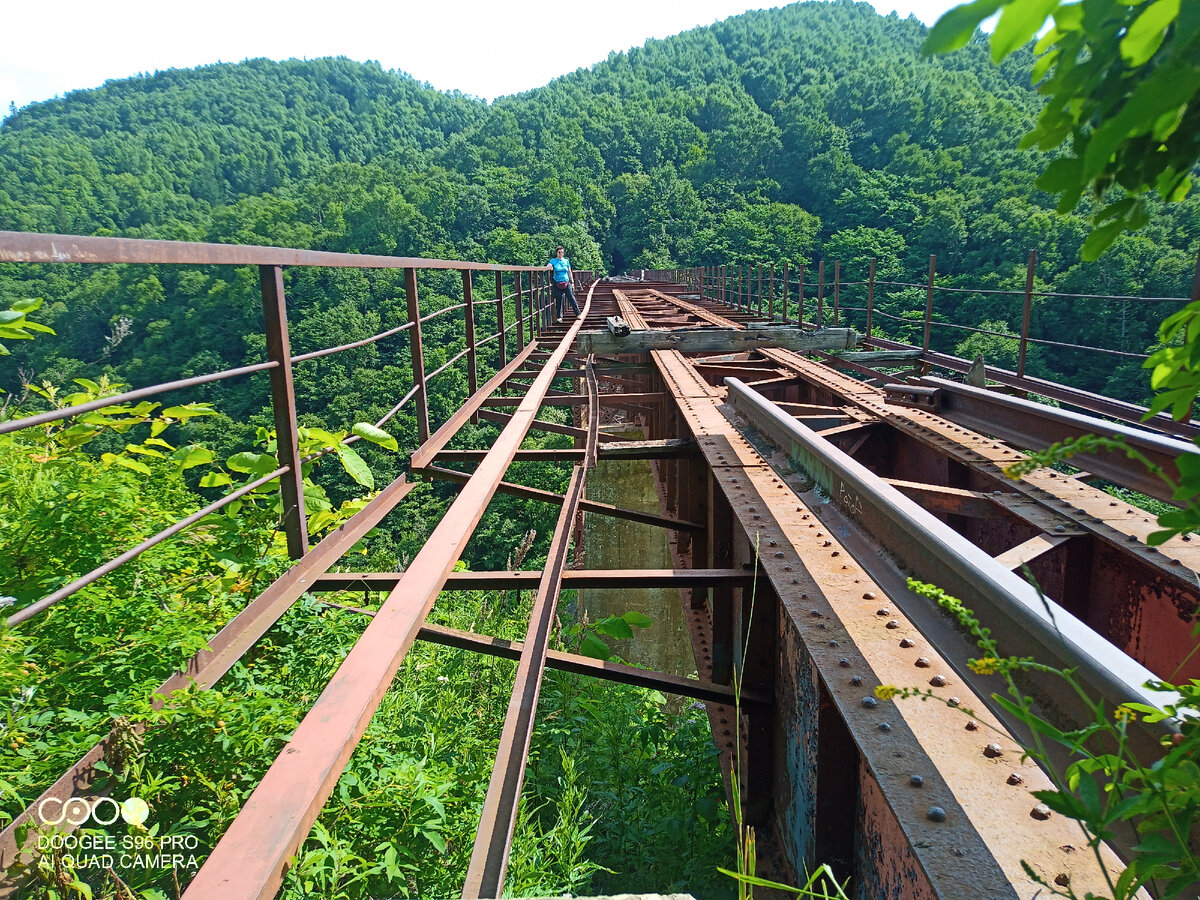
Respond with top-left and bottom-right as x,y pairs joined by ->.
555,246 -> 565,258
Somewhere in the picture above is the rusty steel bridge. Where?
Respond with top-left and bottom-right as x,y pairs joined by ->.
2,231 -> 1199,899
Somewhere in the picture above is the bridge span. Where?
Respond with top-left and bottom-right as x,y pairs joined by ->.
2,233 -> 1197,899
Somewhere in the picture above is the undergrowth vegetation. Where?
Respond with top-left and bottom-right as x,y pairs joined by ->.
0,412 -> 733,898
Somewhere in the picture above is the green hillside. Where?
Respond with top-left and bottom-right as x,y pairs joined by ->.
2,0 -> 1197,408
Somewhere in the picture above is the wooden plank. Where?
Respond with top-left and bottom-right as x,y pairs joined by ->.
579,326 -> 860,355
883,478 -> 998,518
828,349 -> 923,364
993,533 -> 1073,570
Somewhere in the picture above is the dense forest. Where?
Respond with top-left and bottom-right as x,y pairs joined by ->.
1,1 -> 1198,897
2,0 -> 1197,409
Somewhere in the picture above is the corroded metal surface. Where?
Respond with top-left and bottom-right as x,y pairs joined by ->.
648,346 -> 1127,899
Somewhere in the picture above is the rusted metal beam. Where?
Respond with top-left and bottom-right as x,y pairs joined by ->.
303,609 -> 769,706
921,376 -> 1191,504
477,408 -> 613,443
882,478 -> 1002,518
426,465 -> 705,533
404,267 -> 430,445
724,377 -> 1169,746
868,335 -> 1200,439
0,230 -> 551,272
181,286 -> 597,900
408,341 -> 540,471
579,326 -> 860,355
465,348 -> 599,896
993,533 -> 1074,570
260,266 -> 309,558
654,349 -> 1129,897
431,440 -> 694,464
434,448 -> 586,462
463,270 -> 479,425
495,272 -> 507,369
462,461 -> 586,897
312,568 -> 756,592
479,392 -> 664,407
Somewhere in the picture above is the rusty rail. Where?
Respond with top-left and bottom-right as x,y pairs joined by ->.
688,248 -> 1200,438
179,282 -> 598,899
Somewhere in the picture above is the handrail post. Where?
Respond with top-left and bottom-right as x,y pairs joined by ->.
462,269 -> 479,425
817,260 -> 824,327
866,258 -> 876,339
797,263 -> 805,326
405,266 -> 430,444
540,271 -> 548,333
495,272 -> 507,367
781,261 -> 789,324
515,271 -> 525,350
1018,250 -> 1036,377
923,255 -> 936,353
833,260 -> 840,325
768,262 -> 775,320
260,265 -> 309,560
757,263 -> 764,316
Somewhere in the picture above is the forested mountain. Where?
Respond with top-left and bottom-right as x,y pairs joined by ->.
1,7 -> 1197,893
2,0 -> 1198,422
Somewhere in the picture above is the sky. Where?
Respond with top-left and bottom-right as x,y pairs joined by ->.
1,0 -> 973,115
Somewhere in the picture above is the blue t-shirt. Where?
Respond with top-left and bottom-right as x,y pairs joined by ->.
549,257 -> 571,282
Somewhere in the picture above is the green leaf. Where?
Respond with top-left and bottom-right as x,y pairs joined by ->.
337,445 -> 374,489
422,830 -> 446,854
351,422 -> 399,451
595,616 -> 634,639
1035,156 -> 1083,193
102,453 -> 151,475
227,451 -> 266,473
579,633 -> 611,660
1081,219 -> 1126,261
172,445 -> 215,470
622,610 -> 653,628
923,0 -> 1006,55
10,298 -> 42,313
124,443 -> 165,458
994,695 -> 1067,742
162,403 -> 217,420
991,0 -> 1059,61
1031,787 -> 1088,819
1121,0 -> 1180,66
199,472 -> 234,488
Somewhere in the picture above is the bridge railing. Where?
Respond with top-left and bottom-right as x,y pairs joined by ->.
685,251 -> 1200,438
0,230 -> 555,625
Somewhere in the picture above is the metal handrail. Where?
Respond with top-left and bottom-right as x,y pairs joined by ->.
0,230 -> 557,624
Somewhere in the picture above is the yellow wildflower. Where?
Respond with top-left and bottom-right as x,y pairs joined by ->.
874,685 -> 901,701
1114,706 -> 1138,723
968,657 -> 1000,675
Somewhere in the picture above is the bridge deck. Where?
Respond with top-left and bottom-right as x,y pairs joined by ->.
1,241 -> 1192,899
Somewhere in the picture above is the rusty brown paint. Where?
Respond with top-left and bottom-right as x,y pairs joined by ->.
260,266 -> 309,559
181,284 -> 596,900
0,230 -> 547,271
461,464 -> 588,896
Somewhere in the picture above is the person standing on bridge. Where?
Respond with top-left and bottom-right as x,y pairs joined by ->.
547,246 -> 580,323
